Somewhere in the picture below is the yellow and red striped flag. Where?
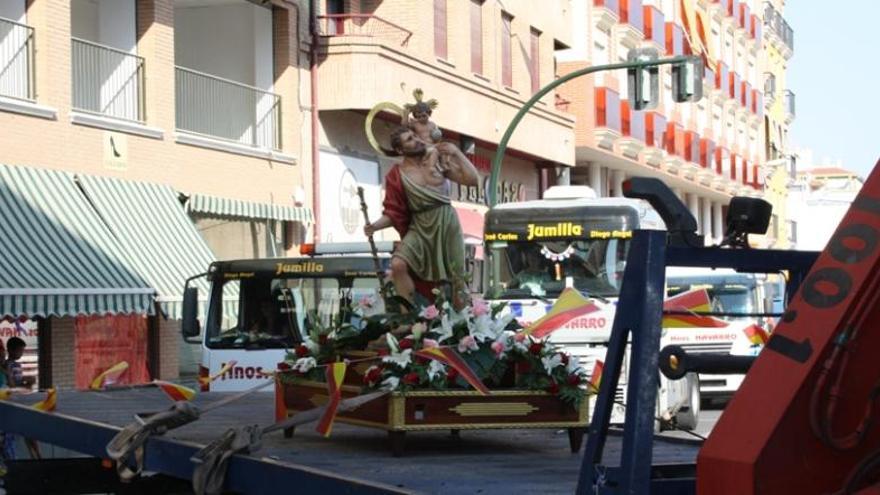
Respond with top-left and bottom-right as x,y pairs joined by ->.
316,362 -> 347,437
743,324 -> 770,346
89,361 -> 130,390
414,347 -> 490,395
274,377 -> 287,423
198,360 -> 237,387
662,289 -> 728,328
154,380 -> 196,402
588,360 -> 604,394
32,388 -> 57,412
520,288 -> 600,339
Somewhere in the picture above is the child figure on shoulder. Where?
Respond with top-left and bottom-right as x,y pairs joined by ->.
404,89 -> 448,178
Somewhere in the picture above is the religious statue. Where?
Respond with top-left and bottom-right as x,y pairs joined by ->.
363,90 -> 479,308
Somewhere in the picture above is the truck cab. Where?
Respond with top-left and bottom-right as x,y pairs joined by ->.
182,248 -> 389,391
483,186 -> 697,427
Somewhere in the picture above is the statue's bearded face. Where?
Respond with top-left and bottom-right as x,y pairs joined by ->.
396,131 -> 427,157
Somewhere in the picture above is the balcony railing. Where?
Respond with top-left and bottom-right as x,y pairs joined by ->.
783,89 -> 795,119
317,14 -> 412,47
175,66 -> 281,150
764,2 -> 794,52
0,17 -> 35,101
72,38 -> 144,122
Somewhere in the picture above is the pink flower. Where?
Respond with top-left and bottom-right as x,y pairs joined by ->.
514,333 -> 527,343
422,338 -> 439,349
472,298 -> 489,316
421,305 -> 440,320
358,295 -> 374,309
491,340 -> 506,357
458,335 -> 478,353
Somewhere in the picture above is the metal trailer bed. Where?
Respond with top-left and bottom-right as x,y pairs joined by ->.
0,388 -> 700,494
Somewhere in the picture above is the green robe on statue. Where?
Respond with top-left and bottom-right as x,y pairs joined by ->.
394,172 -> 465,283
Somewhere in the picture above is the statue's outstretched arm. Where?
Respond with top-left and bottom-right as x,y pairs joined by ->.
435,142 -> 479,187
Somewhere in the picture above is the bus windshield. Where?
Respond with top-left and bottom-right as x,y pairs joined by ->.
667,280 -> 758,317
487,238 -> 629,300
205,276 -> 384,350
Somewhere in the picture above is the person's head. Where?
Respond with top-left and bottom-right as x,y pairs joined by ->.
6,336 -> 25,360
390,127 -> 426,157
411,102 -> 432,124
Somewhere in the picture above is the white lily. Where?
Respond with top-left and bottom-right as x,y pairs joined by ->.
292,357 -> 317,373
434,313 -> 455,343
426,360 -> 446,381
385,332 -> 400,353
566,356 -> 584,375
541,353 -> 564,372
381,375 -> 400,391
382,348 -> 413,367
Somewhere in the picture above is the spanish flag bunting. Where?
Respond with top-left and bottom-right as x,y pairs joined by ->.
198,360 -> 237,387
414,347 -> 490,395
588,360 -> 604,394
743,324 -> 770,346
89,361 -> 130,390
154,380 -> 196,402
315,362 -> 347,437
662,289 -> 728,328
520,288 -> 601,339
32,388 -> 57,412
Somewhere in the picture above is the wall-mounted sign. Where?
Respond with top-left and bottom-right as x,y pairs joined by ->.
458,175 -> 526,205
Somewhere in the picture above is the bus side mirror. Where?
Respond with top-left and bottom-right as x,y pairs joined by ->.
181,287 -> 201,341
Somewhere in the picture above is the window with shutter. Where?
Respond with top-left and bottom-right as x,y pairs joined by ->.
470,0 -> 483,75
530,28 -> 540,93
501,13 -> 512,87
434,0 -> 447,59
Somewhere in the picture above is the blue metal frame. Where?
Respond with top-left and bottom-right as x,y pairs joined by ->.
577,231 -> 820,494
0,401 -> 407,495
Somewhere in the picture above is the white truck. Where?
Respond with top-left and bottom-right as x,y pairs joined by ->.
483,185 -> 700,429
660,267 -> 782,403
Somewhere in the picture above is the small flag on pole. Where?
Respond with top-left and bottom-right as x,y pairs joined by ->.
89,361 -> 130,390
743,324 -> 770,346
520,288 -> 600,339
198,360 -> 237,387
588,361 -> 604,394
662,289 -> 728,328
32,388 -> 57,412
414,347 -> 490,395
316,362 -> 347,437
154,380 -> 196,402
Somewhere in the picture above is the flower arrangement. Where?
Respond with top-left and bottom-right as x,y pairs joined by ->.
278,292 -> 591,408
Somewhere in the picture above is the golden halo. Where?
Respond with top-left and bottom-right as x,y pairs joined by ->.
365,101 -> 407,157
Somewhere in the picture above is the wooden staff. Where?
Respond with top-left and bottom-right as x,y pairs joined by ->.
357,186 -> 389,299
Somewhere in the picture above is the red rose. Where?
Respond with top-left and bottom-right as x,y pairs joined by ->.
318,335 -> 329,345
515,360 -> 532,374
559,353 -> 569,365
399,338 -> 413,350
377,348 -> 390,357
363,366 -> 383,384
294,345 -> 310,358
277,362 -> 292,371
446,367 -> 459,382
567,374 -> 581,386
547,382 -> 560,394
414,355 -> 430,365
403,372 -> 420,385
529,343 -> 544,355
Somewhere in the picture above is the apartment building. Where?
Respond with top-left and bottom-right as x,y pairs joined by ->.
0,0 -> 312,387
759,0 -> 794,248
310,0 -> 577,251
557,0 -> 768,245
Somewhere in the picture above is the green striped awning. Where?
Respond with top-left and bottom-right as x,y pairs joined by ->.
0,164 -> 155,317
186,193 -> 313,223
76,175 -> 217,320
